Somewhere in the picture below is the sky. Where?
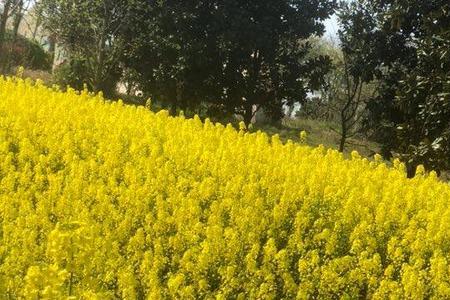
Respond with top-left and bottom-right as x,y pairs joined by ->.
324,14 -> 339,39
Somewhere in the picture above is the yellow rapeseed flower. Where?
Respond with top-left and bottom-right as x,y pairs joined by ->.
0,77 -> 448,298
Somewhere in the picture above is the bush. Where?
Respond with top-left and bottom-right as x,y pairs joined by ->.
52,57 -> 121,98
52,58 -> 89,92
1,32 -> 52,71
0,77 -> 450,298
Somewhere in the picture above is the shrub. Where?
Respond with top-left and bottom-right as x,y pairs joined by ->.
52,58 -> 89,92
1,32 -> 52,71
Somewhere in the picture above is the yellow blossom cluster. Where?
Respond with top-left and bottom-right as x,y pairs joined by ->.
0,77 -> 450,299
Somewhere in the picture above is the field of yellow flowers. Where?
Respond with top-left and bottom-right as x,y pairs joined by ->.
0,76 -> 450,299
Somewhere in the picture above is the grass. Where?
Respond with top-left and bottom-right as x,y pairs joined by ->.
252,118 -> 380,157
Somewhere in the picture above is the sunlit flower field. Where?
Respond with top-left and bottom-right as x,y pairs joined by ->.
0,77 -> 449,299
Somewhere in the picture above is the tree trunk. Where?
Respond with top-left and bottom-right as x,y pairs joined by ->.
287,104 -> 294,118
0,0 -> 12,72
94,52 -> 105,93
339,132 -> 346,152
339,115 -> 347,152
243,104 -> 254,125
0,0 -> 12,43
170,80 -> 183,116
32,12 -> 42,41
12,1 -> 23,40
4,0 -> 24,73
169,99 -> 178,116
48,34 -> 56,68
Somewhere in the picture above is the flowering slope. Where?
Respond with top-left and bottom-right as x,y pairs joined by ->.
0,77 -> 450,299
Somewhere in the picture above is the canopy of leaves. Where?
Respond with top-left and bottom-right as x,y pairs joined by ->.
125,0 -> 336,122
395,3 -> 450,172
38,0 -> 138,96
339,0 -> 450,173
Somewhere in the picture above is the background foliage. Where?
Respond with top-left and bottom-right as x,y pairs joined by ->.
338,0 -> 450,174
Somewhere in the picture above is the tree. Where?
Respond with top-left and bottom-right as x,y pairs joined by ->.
126,0 -> 336,122
0,0 -> 16,71
339,0 -> 450,173
10,0 -> 25,41
21,1 -> 53,54
394,3 -> 450,174
38,0 -> 137,97
215,1 -> 335,124
124,1 -> 224,116
298,37 -> 376,152
0,0 -> 45,73
22,2 -> 43,41
338,0 -> 415,159
333,53 -> 374,152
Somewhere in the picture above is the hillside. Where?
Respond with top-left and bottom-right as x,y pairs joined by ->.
0,77 -> 449,298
